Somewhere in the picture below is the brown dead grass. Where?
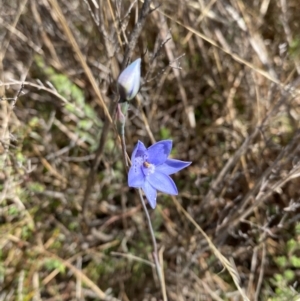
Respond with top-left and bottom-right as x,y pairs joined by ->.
1,0 -> 300,300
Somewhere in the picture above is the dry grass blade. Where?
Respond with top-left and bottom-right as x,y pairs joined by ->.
150,3 -> 300,95
47,0 -> 112,124
41,251 -> 111,301
172,197 -> 250,301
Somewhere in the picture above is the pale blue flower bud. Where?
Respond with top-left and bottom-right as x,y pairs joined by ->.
117,58 -> 141,102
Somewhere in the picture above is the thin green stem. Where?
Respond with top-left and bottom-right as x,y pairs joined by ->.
138,189 -> 167,301
117,102 -> 129,167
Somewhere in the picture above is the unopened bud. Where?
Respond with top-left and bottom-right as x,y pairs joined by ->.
117,58 -> 141,102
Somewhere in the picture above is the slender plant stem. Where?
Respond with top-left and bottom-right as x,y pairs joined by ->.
117,102 -> 129,167
138,189 -> 167,301
138,190 -> 157,253
120,129 -> 128,167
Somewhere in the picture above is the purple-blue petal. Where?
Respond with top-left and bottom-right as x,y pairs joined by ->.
143,182 -> 157,208
128,165 -> 144,188
147,140 -> 172,166
155,159 -> 191,175
146,170 -> 178,195
130,140 -> 147,162
128,140 -> 147,188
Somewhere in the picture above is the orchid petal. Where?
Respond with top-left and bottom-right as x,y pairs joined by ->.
130,140 -> 147,162
128,141 -> 147,187
147,140 -> 172,166
128,165 -> 144,187
147,170 -> 178,195
156,159 -> 192,175
143,182 -> 157,209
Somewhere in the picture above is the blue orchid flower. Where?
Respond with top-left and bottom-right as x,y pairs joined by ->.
128,140 -> 191,208
117,58 -> 141,102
